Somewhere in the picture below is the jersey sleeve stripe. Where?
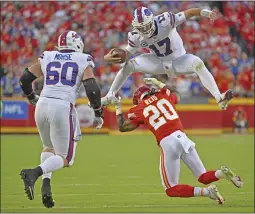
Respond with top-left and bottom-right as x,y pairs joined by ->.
128,42 -> 137,48
168,12 -> 175,27
128,39 -> 136,46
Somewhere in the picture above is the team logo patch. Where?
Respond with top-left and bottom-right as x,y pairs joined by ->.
141,40 -> 148,47
72,33 -> 81,39
144,8 -> 152,16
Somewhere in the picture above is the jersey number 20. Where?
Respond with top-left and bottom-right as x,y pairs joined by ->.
143,98 -> 178,130
46,61 -> 78,86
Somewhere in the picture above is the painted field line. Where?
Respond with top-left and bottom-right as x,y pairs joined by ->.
2,191 -> 253,197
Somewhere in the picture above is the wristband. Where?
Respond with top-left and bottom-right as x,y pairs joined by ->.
200,9 -> 211,18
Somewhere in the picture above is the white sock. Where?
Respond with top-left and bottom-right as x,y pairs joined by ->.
106,66 -> 132,97
40,152 -> 54,179
39,155 -> 64,174
195,62 -> 222,102
194,187 -> 210,197
215,169 -> 226,179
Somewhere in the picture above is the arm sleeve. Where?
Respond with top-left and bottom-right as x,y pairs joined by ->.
125,32 -> 140,55
127,108 -> 144,126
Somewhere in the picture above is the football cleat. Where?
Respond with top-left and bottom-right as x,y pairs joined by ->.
208,185 -> 224,205
218,89 -> 234,110
20,169 -> 39,200
41,184 -> 55,208
221,166 -> 243,188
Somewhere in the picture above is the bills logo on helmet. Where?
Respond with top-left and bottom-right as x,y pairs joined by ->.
144,8 -> 152,16
72,33 -> 81,39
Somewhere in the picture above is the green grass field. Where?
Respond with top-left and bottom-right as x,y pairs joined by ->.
1,134 -> 254,213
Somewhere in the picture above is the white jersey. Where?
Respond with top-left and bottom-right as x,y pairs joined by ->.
39,51 -> 94,104
126,12 -> 186,61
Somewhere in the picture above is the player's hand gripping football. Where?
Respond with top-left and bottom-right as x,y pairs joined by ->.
104,49 -> 123,64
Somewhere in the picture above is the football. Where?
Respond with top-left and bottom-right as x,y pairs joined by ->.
112,48 -> 126,63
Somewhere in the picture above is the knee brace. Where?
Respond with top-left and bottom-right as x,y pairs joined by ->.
192,57 -> 205,73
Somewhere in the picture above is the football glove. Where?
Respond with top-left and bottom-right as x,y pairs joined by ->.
28,94 -> 39,106
144,78 -> 166,88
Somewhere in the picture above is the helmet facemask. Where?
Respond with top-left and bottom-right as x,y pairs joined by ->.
133,20 -> 155,38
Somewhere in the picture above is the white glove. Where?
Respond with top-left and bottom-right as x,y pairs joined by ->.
111,96 -> 122,115
144,78 -> 166,88
93,117 -> 104,131
28,95 -> 39,106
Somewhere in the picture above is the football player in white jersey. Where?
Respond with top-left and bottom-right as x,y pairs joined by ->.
103,7 -> 233,110
19,31 -> 103,208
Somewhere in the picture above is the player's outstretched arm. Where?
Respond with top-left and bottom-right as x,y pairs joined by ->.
19,62 -> 43,106
183,8 -> 217,21
82,66 -> 104,130
112,97 -> 138,132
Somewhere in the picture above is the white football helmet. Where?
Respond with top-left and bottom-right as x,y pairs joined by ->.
132,7 -> 155,38
57,30 -> 84,53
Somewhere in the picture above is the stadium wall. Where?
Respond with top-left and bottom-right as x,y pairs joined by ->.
1,98 -> 254,135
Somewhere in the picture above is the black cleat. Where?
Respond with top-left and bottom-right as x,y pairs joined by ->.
218,89 -> 234,110
41,184 -> 55,208
20,169 -> 39,200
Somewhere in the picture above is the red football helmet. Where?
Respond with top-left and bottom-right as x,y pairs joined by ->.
132,85 -> 151,105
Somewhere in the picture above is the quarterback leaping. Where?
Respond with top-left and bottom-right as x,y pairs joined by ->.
102,7 -> 233,110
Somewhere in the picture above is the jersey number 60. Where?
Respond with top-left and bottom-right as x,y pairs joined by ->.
46,61 -> 78,87
143,98 -> 178,130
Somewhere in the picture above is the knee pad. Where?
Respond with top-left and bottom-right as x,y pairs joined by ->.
192,57 -> 205,73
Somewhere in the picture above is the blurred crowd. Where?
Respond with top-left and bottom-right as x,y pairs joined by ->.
1,1 -> 254,99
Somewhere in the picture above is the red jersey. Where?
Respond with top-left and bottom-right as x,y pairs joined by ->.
128,88 -> 184,144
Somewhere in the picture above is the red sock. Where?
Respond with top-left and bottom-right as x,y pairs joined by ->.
198,171 -> 219,185
166,185 -> 194,197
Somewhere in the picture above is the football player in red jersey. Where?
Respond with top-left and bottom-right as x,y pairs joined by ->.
111,78 -> 243,205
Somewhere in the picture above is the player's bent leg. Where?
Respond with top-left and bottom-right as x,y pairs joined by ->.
102,54 -> 166,106
40,147 -> 55,208
165,184 -> 224,204
173,54 -> 233,110
20,101 -> 53,201
101,60 -> 135,106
